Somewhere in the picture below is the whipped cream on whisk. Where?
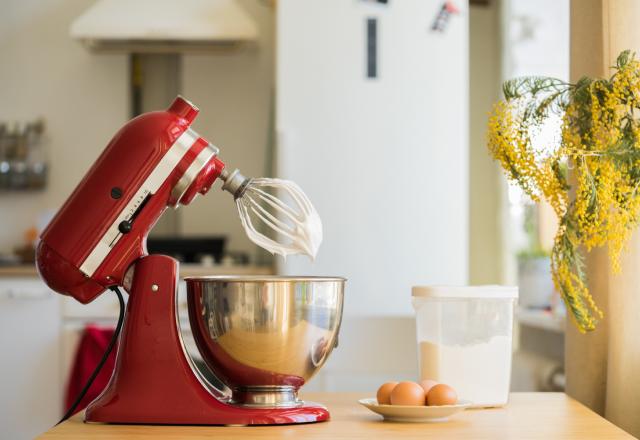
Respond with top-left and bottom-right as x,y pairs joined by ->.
220,170 -> 322,259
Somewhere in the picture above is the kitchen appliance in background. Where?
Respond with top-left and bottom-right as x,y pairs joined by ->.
0,119 -> 47,190
0,279 -> 62,440
147,236 -> 227,264
278,0 -> 468,309
70,0 -> 258,53
36,96 -> 343,425
277,0 -> 468,391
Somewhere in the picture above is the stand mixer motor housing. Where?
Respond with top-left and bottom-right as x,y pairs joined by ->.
37,97 -> 223,303
35,97 -> 340,425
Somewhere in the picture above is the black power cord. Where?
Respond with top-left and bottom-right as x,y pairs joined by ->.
56,286 -> 125,425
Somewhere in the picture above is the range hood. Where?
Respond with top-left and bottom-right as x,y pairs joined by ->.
70,0 -> 259,53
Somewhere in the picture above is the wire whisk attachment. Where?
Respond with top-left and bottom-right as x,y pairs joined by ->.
220,169 -> 322,259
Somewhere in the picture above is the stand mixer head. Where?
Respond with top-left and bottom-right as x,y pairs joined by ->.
36,96 -> 322,304
35,96 -> 344,425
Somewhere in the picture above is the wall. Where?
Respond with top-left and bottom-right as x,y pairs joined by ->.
0,0 -> 275,263
0,0 -> 128,253
181,0 -> 275,262
468,1 -> 504,284
0,1 -> 127,436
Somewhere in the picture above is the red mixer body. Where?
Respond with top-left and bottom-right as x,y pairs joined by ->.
84,254 -> 328,425
36,97 -> 224,303
34,96 -> 330,426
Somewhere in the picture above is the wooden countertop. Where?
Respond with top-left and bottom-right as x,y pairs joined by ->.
37,392 -> 633,439
0,263 -> 273,278
0,265 -> 40,277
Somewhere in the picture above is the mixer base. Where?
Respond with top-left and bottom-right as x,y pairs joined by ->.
84,255 -> 330,425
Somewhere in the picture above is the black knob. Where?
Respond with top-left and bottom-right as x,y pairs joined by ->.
111,187 -> 123,199
118,220 -> 132,234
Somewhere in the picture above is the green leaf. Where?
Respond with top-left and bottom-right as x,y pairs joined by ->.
616,50 -> 632,69
502,76 -> 569,101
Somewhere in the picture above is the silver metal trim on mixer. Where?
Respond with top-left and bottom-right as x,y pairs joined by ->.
169,141 -> 219,207
232,386 -> 302,408
184,275 -> 346,282
174,281 -> 233,404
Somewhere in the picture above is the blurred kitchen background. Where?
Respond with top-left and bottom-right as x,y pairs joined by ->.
0,0 -> 568,438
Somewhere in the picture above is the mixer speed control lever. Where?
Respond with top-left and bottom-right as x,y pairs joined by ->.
118,220 -> 133,234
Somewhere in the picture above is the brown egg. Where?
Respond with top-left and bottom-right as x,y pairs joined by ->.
426,383 -> 458,406
376,382 -> 398,405
389,381 -> 426,406
419,379 -> 439,395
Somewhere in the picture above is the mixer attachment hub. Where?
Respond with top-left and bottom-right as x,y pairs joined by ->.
220,168 -> 251,199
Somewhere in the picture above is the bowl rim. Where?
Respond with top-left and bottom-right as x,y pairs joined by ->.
183,275 -> 347,282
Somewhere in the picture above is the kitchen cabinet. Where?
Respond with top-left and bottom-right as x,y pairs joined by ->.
0,278 -> 62,440
38,392 -> 634,439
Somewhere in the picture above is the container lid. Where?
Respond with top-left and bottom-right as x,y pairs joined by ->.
412,285 -> 518,299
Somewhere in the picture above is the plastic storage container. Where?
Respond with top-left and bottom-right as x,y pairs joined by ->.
412,285 -> 518,408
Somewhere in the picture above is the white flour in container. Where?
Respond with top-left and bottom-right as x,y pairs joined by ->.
419,335 -> 512,407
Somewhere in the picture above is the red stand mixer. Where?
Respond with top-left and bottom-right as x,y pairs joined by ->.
36,97 -> 344,425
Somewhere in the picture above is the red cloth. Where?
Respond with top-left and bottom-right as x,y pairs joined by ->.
64,325 -> 116,414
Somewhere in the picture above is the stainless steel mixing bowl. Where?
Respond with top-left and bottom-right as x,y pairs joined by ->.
186,276 -> 345,407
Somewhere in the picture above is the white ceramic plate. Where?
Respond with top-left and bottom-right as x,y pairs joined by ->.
358,398 -> 472,423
